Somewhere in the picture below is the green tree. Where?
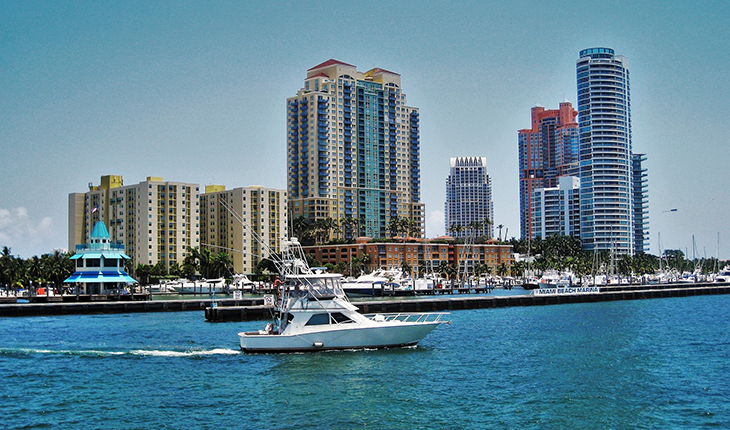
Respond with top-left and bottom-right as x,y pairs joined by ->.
210,252 -> 233,278
41,250 -> 74,291
340,216 -> 359,240
496,262 -> 509,277
135,264 -> 153,285
25,256 -> 44,295
400,261 -> 412,276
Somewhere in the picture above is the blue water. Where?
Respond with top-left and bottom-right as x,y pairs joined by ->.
2,295 -> 729,429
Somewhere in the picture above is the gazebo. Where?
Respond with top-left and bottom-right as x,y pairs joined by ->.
65,221 -> 137,296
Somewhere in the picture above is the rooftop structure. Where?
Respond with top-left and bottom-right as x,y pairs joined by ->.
65,221 -> 136,295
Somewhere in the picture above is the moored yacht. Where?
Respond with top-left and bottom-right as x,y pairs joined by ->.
229,274 -> 255,291
340,267 -> 415,297
715,266 -> 730,283
172,278 -> 226,294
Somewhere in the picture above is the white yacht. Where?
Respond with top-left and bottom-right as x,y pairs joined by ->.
172,278 -> 226,294
715,266 -> 730,283
238,239 -> 449,353
341,268 -> 414,297
229,274 -> 255,291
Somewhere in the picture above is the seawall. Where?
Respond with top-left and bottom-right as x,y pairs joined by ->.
1,283 -> 728,319
206,282 -> 730,321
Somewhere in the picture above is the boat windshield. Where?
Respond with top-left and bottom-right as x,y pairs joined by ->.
287,275 -> 344,298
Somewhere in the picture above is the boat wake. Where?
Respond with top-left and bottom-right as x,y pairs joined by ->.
0,347 -> 241,358
130,348 -> 240,357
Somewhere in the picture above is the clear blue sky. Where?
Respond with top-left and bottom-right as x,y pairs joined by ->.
2,0 -> 729,260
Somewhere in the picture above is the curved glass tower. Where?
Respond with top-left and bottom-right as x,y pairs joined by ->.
577,48 -> 634,254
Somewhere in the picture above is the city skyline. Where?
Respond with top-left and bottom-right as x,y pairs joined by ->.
2,1 -> 729,259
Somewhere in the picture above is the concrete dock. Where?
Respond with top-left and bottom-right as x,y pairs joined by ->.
0,297 -> 263,318
204,282 -> 730,322
1,282 -> 728,319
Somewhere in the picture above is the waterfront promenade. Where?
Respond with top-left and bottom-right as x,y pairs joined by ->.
1,282 -> 728,319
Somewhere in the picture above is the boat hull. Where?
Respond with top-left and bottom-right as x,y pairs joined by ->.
342,286 -> 383,297
239,321 -> 441,353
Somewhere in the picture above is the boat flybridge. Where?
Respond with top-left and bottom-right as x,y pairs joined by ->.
238,238 -> 450,353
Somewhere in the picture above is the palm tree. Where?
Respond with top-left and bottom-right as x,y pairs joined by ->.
339,216 -> 360,240
400,261 -> 412,276
388,216 -> 402,238
0,246 -> 13,291
183,246 -> 200,278
135,264 -> 153,285
199,248 -> 213,278
25,256 -> 44,295
448,223 -> 464,239
168,261 -> 183,278
480,218 -> 494,240
437,261 -> 456,280
497,224 -> 504,242
327,217 -> 342,241
496,262 -> 509,278
210,252 -> 233,278
42,250 -> 74,292
292,216 -> 310,239
407,218 -> 422,238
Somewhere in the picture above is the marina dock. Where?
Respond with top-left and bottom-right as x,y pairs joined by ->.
203,282 -> 730,321
1,282 -> 728,319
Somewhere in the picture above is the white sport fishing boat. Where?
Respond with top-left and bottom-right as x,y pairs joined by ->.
238,238 -> 450,353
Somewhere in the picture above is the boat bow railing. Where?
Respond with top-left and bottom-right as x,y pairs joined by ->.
363,312 -> 450,324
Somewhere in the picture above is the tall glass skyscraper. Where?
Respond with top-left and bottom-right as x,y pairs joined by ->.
445,157 -> 493,239
576,47 -> 637,254
287,60 -> 424,239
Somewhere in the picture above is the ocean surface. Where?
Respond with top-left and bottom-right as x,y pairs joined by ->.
1,294 -> 729,429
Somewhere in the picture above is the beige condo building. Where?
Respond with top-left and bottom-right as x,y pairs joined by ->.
199,185 -> 287,274
287,59 -> 424,240
68,175 -> 200,269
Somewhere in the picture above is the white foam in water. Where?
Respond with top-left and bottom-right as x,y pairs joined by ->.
2,347 -> 239,357
0,348 -> 126,357
130,348 -> 240,357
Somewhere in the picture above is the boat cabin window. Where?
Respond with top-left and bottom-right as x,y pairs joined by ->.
305,312 -> 353,326
306,313 -> 330,326
330,312 -> 353,324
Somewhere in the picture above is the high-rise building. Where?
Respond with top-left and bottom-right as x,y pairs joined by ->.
445,157 -> 494,239
287,59 -> 424,240
531,176 -> 581,239
518,102 -> 579,238
69,175 -> 200,269
199,185 -> 287,274
632,153 -> 649,253
577,47 -> 637,254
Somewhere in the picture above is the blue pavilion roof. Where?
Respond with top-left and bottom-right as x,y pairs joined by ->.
90,221 -> 110,239
64,271 -> 137,284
